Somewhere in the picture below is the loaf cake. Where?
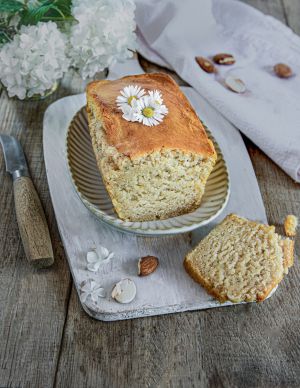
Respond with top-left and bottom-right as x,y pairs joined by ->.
184,214 -> 294,303
86,73 -> 217,222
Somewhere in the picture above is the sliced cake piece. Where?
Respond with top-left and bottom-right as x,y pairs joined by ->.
184,214 -> 294,303
86,73 -> 217,222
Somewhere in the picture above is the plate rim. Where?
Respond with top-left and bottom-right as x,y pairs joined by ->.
66,106 -> 230,236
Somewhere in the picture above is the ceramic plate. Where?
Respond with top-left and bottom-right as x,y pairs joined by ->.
66,107 -> 230,236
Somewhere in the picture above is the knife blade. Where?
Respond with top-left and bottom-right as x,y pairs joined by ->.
0,135 -> 54,268
0,134 -> 29,179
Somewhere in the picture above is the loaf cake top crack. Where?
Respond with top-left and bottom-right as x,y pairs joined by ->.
86,73 -> 216,159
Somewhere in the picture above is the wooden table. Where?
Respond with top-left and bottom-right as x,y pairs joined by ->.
0,1 -> 299,387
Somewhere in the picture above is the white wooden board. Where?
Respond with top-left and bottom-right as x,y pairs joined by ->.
43,88 -> 269,321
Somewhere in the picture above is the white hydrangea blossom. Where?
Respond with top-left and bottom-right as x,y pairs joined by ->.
0,22 -> 69,99
69,0 -> 136,79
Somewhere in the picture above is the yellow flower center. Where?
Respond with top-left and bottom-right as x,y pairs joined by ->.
142,107 -> 154,118
127,96 -> 137,106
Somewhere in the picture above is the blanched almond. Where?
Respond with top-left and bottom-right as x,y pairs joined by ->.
111,279 -> 136,304
225,76 -> 246,93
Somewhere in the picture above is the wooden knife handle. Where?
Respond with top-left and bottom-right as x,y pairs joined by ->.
13,176 -> 54,268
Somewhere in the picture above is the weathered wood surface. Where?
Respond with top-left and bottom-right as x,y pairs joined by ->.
0,84 -> 76,387
0,1 -> 299,387
13,176 -> 54,268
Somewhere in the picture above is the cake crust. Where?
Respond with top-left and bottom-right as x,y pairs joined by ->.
86,73 -> 216,159
86,73 -> 217,222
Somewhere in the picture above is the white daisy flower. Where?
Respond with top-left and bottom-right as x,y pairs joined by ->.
133,95 -> 168,126
116,84 -> 145,110
119,104 -> 137,121
148,89 -> 163,105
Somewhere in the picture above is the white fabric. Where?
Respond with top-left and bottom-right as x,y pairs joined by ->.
135,0 -> 300,182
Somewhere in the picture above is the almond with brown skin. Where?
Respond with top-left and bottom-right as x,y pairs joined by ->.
213,53 -> 235,65
195,57 -> 215,73
138,256 -> 159,276
274,63 -> 293,78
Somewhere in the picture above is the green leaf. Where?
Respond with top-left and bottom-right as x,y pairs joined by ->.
19,0 -> 73,25
51,0 -> 72,17
0,0 -> 24,14
0,31 -> 10,44
19,4 -> 52,25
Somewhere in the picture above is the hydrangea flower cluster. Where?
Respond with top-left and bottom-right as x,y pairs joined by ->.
0,22 -> 69,99
116,85 -> 169,126
0,0 -> 137,99
69,0 -> 136,79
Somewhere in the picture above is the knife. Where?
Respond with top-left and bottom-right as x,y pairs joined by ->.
0,135 -> 54,268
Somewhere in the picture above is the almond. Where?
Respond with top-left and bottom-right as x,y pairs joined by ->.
111,278 -> 136,304
274,63 -> 293,78
138,256 -> 159,276
225,76 -> 246,93
213,53 -> 235,65
195,57 -> 215,73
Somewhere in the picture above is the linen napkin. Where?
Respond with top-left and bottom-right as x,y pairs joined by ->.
135,0 -> 300,182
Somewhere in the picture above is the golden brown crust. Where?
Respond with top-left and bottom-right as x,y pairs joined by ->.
183,257 -> 228,302
256,279 -> 281,302
226,213 -> 273,233
86,73 -> 216,160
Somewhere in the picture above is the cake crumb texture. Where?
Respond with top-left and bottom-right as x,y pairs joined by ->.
184,214 -> 294,303
86,73 -> 217,222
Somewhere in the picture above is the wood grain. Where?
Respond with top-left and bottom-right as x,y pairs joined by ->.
13,176 -> 54,268
0,79 -> 74,388
0,0 -> 300,387
282,0 -> 300,34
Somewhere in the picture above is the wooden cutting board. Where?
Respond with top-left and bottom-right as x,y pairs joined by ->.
43,88 -> 269,321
